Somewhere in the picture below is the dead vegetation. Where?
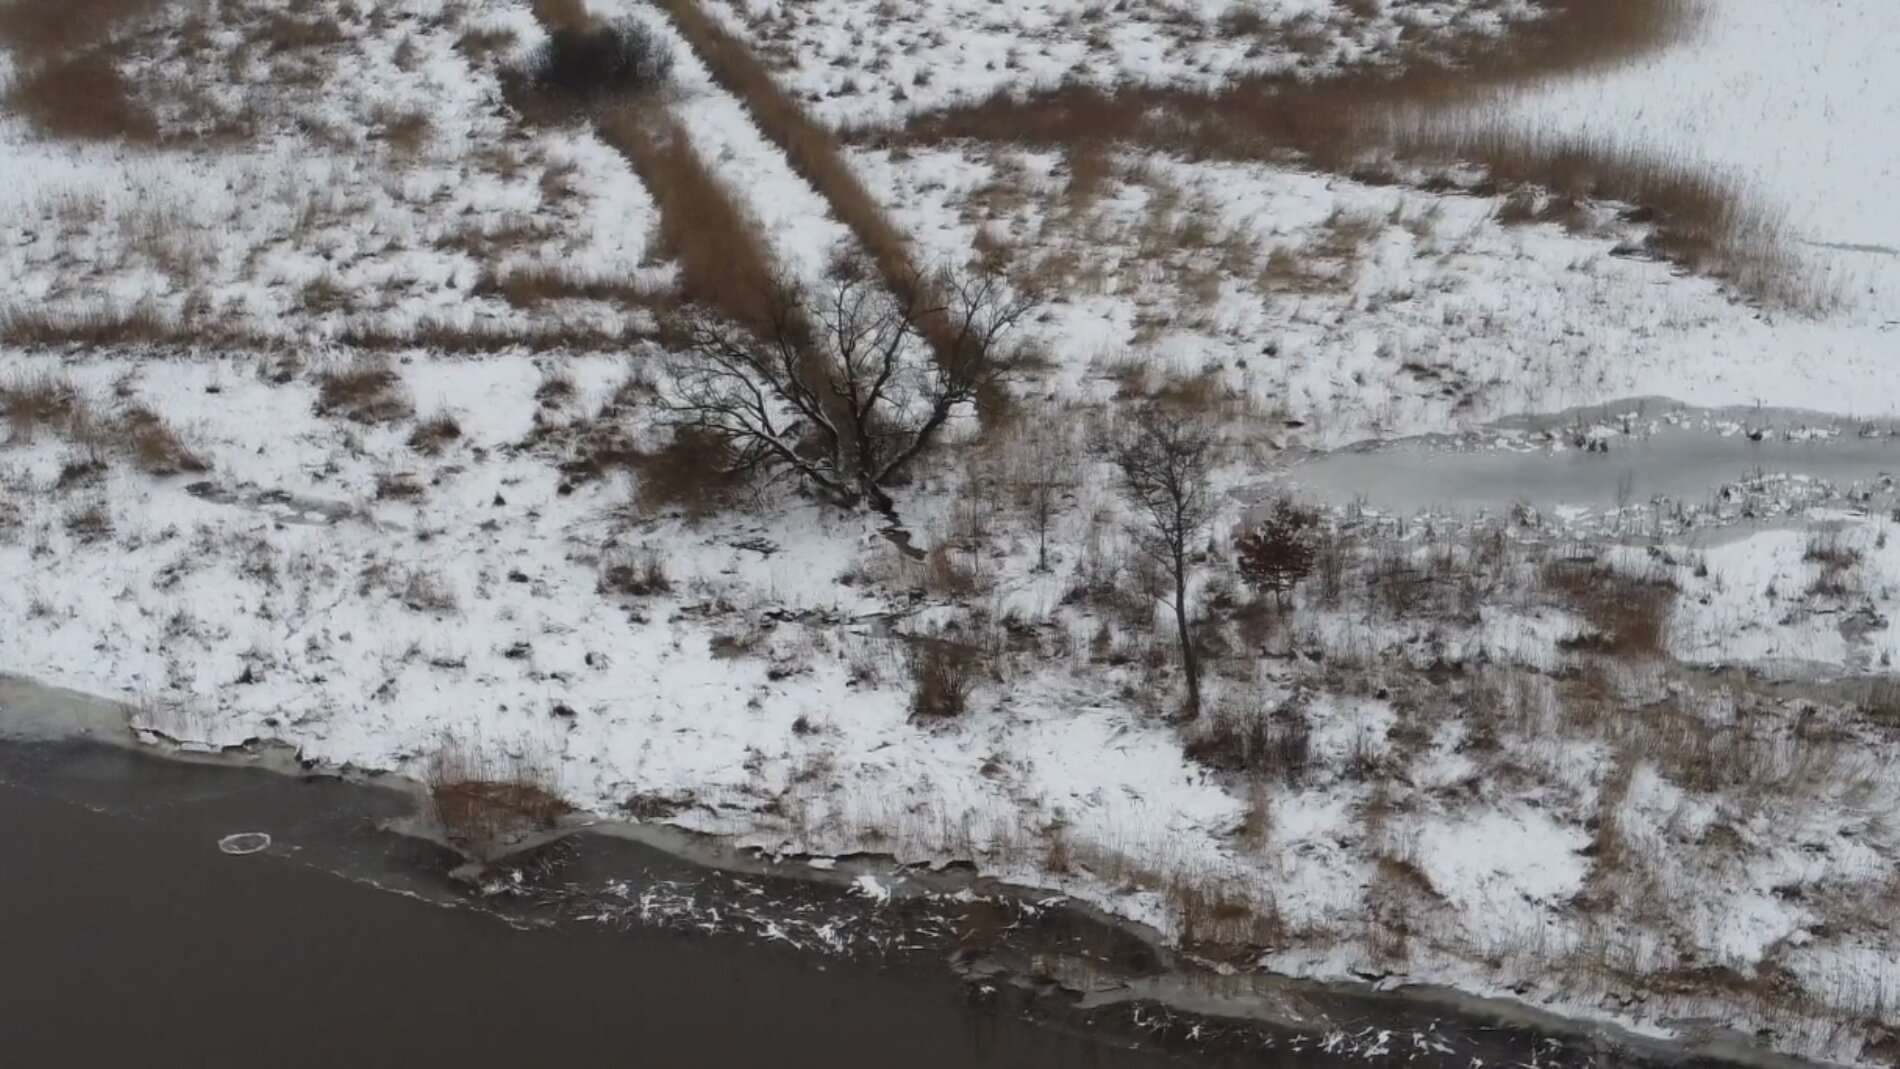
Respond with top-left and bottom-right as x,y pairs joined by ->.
335,317 -> 651,354
1,373 -> 209,478
314,360 -> 414,425
480,265 -> 670,310
597,545 -> 672,597
0,0 -> 161,142
0,303 -> 190,349
908,637 -> 978,720
516,17 -> 674,106
455,25 -> 518,62
407,412 -> 463,455
1185,700 -> 1312,783
650,0 -> 920,309
400,568 -> 459,615
593,108 -> 781,333
902,0 -> 1808,306
119,403 -> 208,475
6,51 -> 158,142
421,736 -> 571,863
374,107 -> 433,159
0,374 -> 91,443
62,496 -> 114,542
626,427 -> 746,519
1545,558 -> 1676,658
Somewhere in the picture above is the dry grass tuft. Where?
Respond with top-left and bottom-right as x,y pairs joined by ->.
259,12 -> 347,54
63,498 -> 114,543
408,412 -> 463,455
456,25 -> 519,62
314,360 -> 414,425
0,0 -> 163,142
921,545 -> 979,597
482,264 -> 671,309
400,568 -> 459,614
1171,873 -> 1283,960
0,373 -> 90,442
597,545 -> 672,597
3,375 -> 211,476
1546,559 -> 1677,659
119,404 -> 208,475
0,302 -> 185,348
0,0 -> 160,56
909,637 -> 978,720
337,317 -> 648,354
519,18 -> 673,106
630,428 -> 745,519
1185,700 -> 1313,784
375,108 -> 433,159
531,0 -> 594,32
1861,677 -> 1900,724
422,737 -> 571,863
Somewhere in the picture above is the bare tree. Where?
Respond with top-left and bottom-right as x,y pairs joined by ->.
1114,411 -> 1215,718
659,261 -> 1034,512
1009,405 -> 1074,572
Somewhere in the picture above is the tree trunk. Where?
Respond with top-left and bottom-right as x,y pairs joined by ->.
1173,553 -> 1200,718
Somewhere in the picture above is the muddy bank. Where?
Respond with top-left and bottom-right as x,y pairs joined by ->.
0,674 -> 1834,1069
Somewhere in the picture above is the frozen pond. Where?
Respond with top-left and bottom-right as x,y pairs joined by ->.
1270,415 -> 1900,517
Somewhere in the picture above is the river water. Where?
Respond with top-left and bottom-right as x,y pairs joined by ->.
0,740 -> 1193,1069
0,686 -> 1811,1069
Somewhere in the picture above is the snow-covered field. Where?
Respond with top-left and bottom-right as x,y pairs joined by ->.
0,0 -> 666,344
698,0 -> 1539,127
4,0 -> 1900,1063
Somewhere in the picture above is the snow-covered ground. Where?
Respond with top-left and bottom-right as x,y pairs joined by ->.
1493,0 -> 1900,419
699,0 -> 1540,127
1502,0 -> 1900,289
4,0 -> 1900,1063
856,140 -> 1900,446
0,0 -> 667,344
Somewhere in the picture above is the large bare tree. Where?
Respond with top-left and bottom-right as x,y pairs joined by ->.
1115,410 -> 1216,718
659,262 -> 1034,512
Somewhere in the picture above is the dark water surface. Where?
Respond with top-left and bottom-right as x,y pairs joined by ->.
0,731 -> 1790,1069
0,744 -> 1189,1069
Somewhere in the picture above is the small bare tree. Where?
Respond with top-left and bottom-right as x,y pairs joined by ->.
1114,410 -> 1215,718
660,262 -> 1034,512
1009,405 -> 1074,572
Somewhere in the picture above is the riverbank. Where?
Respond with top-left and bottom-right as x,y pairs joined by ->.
0,673 -> 1856,1069
5,365 -> 1900,1065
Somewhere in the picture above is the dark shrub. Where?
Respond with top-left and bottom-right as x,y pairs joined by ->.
1236,497 -> 1319,606
527,19 -> 672,104
909,638 -> 977,720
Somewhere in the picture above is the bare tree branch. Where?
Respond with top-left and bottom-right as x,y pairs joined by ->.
658,260 -> 1035,511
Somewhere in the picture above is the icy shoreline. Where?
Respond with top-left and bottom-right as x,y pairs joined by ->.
0,672 -> 1839,1069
